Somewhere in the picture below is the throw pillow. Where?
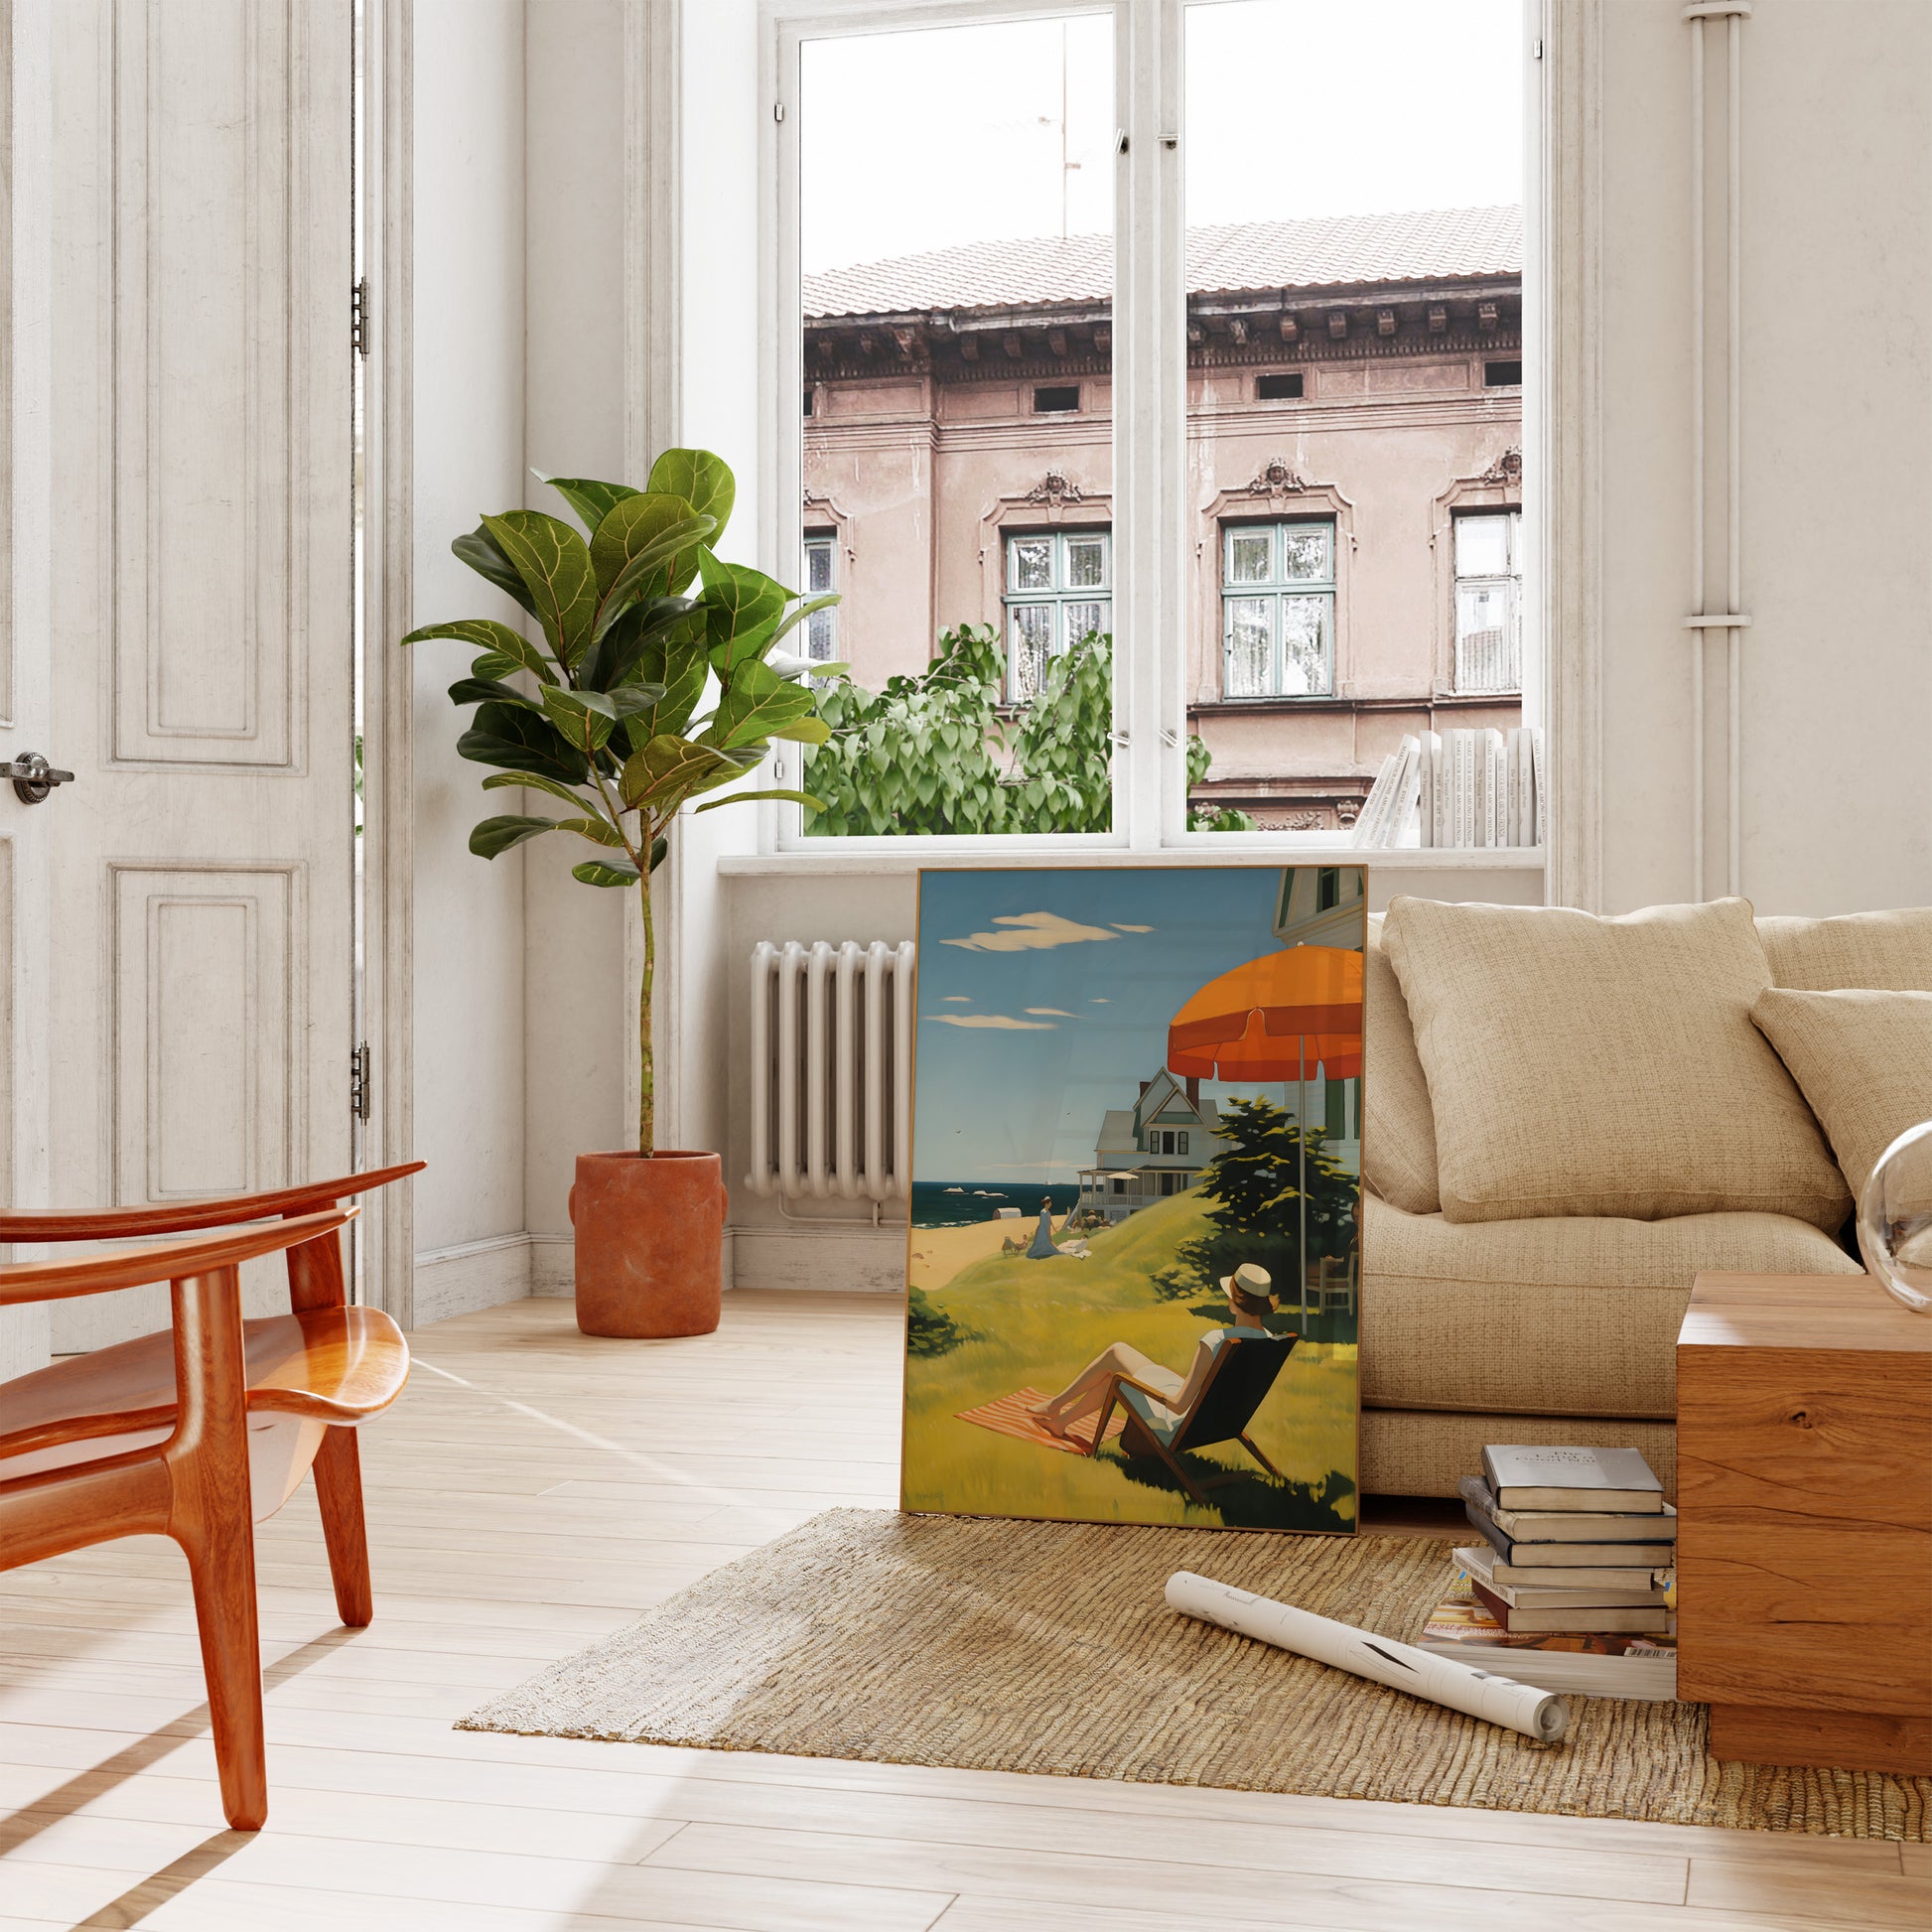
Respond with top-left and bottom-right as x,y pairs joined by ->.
1361,915 -> 1441,1215
1758,907 -> 1932,991
1381,895 -> 1851,1229
1750,988 -> 1932,1199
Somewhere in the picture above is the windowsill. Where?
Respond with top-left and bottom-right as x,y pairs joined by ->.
718,845 -> 1546,877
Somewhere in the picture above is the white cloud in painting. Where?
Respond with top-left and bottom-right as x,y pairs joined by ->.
940,994 -> 972,1002
940,910 -> 1119,952
1111,923 -> 1155,933
1025,1008 -> 1077,1018
1090,997 -> 1110,1004
925,1013 -> 1056,1030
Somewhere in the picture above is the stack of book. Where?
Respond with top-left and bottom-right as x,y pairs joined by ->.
1351,725 -> 1543,850
1417,1444 -> 1677,1701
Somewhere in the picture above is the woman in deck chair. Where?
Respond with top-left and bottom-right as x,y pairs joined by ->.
1027,1262 -> 1276,1442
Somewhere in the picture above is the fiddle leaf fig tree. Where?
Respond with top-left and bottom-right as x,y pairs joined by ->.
403,449 -> 835,1154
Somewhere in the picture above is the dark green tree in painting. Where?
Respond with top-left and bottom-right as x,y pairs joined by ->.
1154,1097 -> 1356,1304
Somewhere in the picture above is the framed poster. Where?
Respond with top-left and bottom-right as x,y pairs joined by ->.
902,865 -> 1364,1534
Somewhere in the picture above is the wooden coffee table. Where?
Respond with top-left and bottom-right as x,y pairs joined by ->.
1677,1272 -> 1932,1774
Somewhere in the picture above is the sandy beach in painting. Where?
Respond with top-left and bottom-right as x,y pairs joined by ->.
907,1216 -> 1047,1292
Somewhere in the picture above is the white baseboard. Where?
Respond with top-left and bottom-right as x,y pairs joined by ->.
529,1232 -> 575,1299
728,1222 -> 906,1293
411,1232 -> 533,1328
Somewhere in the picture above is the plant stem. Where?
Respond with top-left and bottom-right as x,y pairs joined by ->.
637,853 -> 655,1155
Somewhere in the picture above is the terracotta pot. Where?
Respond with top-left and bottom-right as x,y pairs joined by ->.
569,1150 -> 726,1339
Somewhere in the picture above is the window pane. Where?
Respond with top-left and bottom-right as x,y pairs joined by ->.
1063,535 -> 1107,589
1009,537 -> 1053,592
1281,523 -> 1331,584
1009,603 -> 1055,701
806,607 -> 837,661
1225,598 -> 1273,697
1227,530 -> 1272,585
1184,0 -> 1523,831
1064,601 -> 1107,645
799,12 -> 1115,836
1454,513 -> 1510,579
1279,595 -> 1330,695
804,538 -> 834,594
1454,581 -> 1518,692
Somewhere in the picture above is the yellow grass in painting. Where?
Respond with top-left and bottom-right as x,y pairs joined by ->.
903,1189 -> 1357,1532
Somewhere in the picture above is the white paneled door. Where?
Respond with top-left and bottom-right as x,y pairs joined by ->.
18,1 -> 356,1356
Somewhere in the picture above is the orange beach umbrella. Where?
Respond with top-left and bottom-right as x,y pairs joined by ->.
1166,947 -> 1363,1082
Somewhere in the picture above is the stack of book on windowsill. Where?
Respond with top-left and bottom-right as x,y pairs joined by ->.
1415,1444 -> 1678,1701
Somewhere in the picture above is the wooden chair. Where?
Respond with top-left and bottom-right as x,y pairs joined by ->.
0,1164 -> 421,1830
1089,1331 -> 1298,1508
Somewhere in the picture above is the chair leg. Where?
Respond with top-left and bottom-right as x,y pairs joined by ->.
312,1426 -> 373,1627
181,1514 -> 269,1831
1238,1432 -> 1285,1481
1153,1441 -> 1212,1509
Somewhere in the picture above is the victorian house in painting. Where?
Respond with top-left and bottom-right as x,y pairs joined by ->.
801,206 -> 1524,829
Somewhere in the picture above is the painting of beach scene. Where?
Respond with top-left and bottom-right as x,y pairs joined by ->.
903,865 -> 1363,1534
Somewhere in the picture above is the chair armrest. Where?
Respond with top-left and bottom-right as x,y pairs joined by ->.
0,1162 -> 422,1243
0,1208 -> 355,1306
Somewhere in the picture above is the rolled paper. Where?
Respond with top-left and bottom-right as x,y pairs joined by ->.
1166,1570 -> 1569,1743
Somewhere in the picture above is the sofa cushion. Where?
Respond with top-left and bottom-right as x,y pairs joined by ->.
1750,988 -> 1932,1198
1360,1191 -> 1863,1419
1382,895 -> 1851,1230
1362,914 -> 1440,1215
1758,908 -> 1932,991
1360,1410 -> 1680,1503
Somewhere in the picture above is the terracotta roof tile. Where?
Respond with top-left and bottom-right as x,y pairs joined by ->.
803,206 -> 1521,321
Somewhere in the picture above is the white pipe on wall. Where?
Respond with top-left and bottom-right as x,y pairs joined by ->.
1683,1 -> 1752,900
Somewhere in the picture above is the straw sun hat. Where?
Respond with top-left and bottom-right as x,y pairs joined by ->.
1218,1262 -> 1275,1307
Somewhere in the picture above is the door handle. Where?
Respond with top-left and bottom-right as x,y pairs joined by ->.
2,752 -> 75,804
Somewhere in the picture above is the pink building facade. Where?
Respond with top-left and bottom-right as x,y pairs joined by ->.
801,207 -> 1523,829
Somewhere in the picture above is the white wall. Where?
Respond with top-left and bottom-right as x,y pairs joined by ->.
410,0 -> 531,1300
1592,0 -> 1932,915
521,0 -> 629,1277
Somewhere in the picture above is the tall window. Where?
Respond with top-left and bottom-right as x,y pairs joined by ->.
801,532 -> 838,663
1221,520 -> 1335,699
1451,510 -> 1521,694
1005,529 -> 1111,702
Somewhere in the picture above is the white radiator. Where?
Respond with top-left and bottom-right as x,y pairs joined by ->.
746,940 -> 916,1201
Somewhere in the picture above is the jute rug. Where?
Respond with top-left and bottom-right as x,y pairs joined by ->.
458,1508 -> 1930,1839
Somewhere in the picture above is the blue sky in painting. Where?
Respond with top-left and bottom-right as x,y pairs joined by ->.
912,867 -> 1294,1184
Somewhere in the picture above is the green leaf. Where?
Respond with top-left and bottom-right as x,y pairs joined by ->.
619,734 -> 745,814
645,449 -> 735,553
699,554 -> 792,669
703,658 -> 815,749
693,786 -> 825,814
537,473 -> 639,536
589,492 -> 712,600
480,769 -> 600,812
447,676 -> 538,711
573,856 -> 641,889
593,515 -> 716,643
582,594 -> 700,692
470,814 -> 559,859
451,527 -> 538,619
737,593 -> 839,672
400,616 -> 557,685
557,815 -> 627,848
772,714 -> 831,746
481,511 -> 599,666
457,701 -> 591,786
648,835 -> 669,873
538,684 -> 618,755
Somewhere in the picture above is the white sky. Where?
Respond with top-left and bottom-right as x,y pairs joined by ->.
799,0 -> 1524,276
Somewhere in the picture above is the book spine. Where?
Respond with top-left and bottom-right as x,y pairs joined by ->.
1353,754 -> 1396,848
1462,1501 -> 1511,1559
1418,733 -> 1438,847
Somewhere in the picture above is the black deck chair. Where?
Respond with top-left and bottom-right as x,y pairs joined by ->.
1089,1330 -> 1298,1507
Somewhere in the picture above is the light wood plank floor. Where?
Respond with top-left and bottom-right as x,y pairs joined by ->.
2,1291 -> 1925,1931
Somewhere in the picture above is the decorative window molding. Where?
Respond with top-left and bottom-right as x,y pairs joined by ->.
1429,452 -> 1523,695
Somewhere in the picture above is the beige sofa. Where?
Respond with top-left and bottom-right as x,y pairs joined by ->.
1358,904 -> 1932,1499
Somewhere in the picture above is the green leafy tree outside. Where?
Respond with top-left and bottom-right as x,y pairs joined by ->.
802,625 -> 1257,836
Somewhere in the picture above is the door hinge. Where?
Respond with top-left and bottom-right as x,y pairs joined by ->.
773,100 -> 785,123
351,277 -> 371,358
350,1042 -> 372,1122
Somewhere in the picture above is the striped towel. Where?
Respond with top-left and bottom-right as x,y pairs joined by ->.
955,1387 -> 1127,1456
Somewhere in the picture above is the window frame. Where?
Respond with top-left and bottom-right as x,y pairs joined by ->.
1004,527 -> 1113,703
1218,515 -> 1338,701
758,0 -> 1549,864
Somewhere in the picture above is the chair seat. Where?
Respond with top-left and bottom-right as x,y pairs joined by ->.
0,1307 -> 409,1467
1117,1383 -> 1179,1448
